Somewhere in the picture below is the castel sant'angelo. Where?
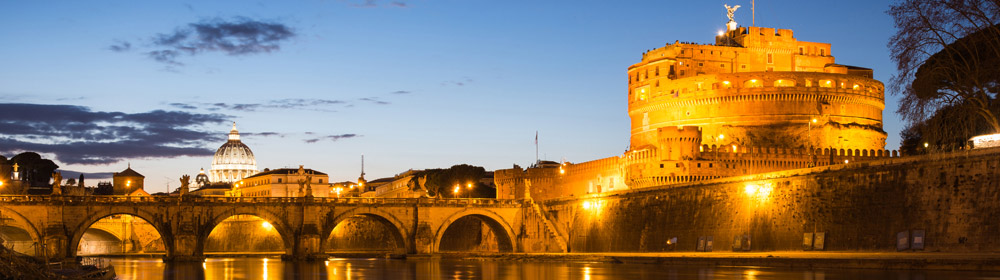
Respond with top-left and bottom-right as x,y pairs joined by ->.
497,8 -> 894,200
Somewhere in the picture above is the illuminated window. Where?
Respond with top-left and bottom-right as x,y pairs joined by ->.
852,84 -> 862,90
819,80 -> 833,88
804,80 -> 812,87
774,79 -> 795,87
744,79 -> 762,88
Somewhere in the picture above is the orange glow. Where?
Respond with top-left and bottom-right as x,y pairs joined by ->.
744,183 -> 774,203
261,221 -> 273,230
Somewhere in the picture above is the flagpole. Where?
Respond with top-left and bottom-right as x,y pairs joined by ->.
535,131 -> 539,165
752,0 -> 756,26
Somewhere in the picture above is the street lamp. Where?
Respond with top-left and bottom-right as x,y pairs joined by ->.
452,185 -> 460,199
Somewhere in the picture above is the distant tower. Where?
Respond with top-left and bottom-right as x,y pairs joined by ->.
357,155 -> 367,190
210,122 -> 258,183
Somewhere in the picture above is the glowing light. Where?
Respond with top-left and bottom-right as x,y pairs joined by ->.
722,81 -> 730,85
844,160 -> 849,164
732,145 -> 737,152
744,183 -> 774,203
126,180 -> 131,187
812,118 -> 818,123
261,221 -> 273,230
467,183 -> 473,189
582,201 -> 592,209
750,79 -> 758,83
453,186 -> 460,194
852,84 -> 860,90
717,30 -> 724,36
719,134 -> 725,140
0,181 -> 3,187
584,266 -> 592,280
924,142 -> 929,148
559,168 -> 565,174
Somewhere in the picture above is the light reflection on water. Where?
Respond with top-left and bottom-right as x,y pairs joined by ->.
104,257 -> 1000,280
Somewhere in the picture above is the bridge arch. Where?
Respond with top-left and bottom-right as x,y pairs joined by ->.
322,207 -> 409,253
68,208 -> 172,258
0,207 -> 42,257
434,208 -> 516,253
200,207 -> 295,255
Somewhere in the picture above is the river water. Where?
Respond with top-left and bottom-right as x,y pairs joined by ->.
104,257 -> 1000,280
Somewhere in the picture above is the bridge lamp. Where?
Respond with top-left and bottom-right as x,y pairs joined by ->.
844,159 -> 849,164
467,183 -> 473,189
261,221 -> 273,230
453,186 -> 460,194
126,180 -> 131,187
924,142 -> 929,148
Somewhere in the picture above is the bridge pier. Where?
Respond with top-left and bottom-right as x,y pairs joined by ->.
43,230 -> 69,262
167,233 -> 202,261
291,223 -> 324,260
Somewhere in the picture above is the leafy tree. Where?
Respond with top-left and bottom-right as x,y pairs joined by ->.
411,164 -> 494,198
10,152 -> 59,188
888,0 -> 1000,134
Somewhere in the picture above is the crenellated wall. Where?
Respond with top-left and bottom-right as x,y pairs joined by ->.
542,147 -> 1000,253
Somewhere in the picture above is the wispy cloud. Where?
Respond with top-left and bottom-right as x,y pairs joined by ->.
0,103 -> 230,164
111,17 -> 296,66
442,77 -> 473,87
348,0 -> 409,8
304,134 -> 359,143
359,97 -> 390,105
391,90 -> 411,94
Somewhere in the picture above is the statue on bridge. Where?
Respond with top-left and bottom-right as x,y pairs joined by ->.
50,172 -> 62,195
297,175 -> 314,197
179,175 -> 190,196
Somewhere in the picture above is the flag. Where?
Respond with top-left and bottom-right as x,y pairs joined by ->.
535,131 -> 538,145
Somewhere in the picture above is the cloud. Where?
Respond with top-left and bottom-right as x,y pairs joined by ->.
55,170 -> 114,180
359,97 -> 390,105
245,132 -> 285,138
347,0 -> 409,8
108,41 -> 132,52
442,77 -> 474,87
304,134 -> 359,143
391,90 -> 411,94
198,98 -> 347,112
113,17 -> 296,66
0,103 -> 230,165
169,103 -> 198,110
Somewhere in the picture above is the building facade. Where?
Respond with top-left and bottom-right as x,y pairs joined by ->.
496,21 -> 894,201
229,166 -> 330,197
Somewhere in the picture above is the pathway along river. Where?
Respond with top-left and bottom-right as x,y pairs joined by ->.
101,257 -> 1000,279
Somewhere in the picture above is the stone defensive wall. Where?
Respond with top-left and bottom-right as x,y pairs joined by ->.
540,147 -> 1000,253
629,71 -> 886,150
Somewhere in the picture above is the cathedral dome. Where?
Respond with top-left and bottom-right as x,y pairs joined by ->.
210,123 -> 258,183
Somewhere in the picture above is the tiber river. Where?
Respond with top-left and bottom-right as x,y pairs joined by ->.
103,257 -> 1000,280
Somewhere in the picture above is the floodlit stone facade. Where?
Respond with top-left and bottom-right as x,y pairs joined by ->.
497,26 -> 893,200
229,166 -> 331,197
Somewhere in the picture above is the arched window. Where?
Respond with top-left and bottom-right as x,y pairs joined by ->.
744,79 -> 763,88
774,79 -> 795,87
819,80 -> 833,88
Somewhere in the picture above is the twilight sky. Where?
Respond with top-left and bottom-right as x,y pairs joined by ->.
0,0 -> 901,193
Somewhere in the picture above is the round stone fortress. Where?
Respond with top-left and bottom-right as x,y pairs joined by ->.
627,27 -> 886,151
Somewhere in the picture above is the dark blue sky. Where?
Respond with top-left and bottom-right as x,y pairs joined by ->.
0,0 -> 901,191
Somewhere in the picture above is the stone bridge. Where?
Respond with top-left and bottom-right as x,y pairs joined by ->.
0,195 -> 565,261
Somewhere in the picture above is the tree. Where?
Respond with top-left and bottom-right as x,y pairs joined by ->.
888,0 -> 1000,134
411,164 -> 492,198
